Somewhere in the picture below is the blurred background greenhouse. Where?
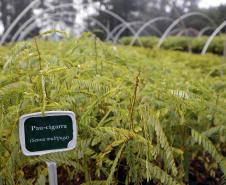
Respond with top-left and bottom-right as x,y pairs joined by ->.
0,0 -> 225,46
1,1 -> 226,185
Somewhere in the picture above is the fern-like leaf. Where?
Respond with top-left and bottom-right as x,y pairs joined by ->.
203,125 -> 226,137
152,117 -> 178,176
140,159 -> 181,185
106,143 -> 125,185
191,129 -> 226,175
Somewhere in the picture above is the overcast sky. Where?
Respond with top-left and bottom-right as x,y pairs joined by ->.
199,0 -> 226,8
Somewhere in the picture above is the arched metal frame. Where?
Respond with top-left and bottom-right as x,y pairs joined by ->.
113,23 -> 162,44
14,12 -> 112,42
157,12 -> 216,48
19,19 -> 89,41
113,22 -> 162,44
106,21 -> 142,41
106,21 -> 162,41
106,21 -> 144,42
0,0 -> 40,44
0,1 -> 221,49
202,21 -> 226,55
19,20 -> 84,41
168,28 -> 182,36
130,17 -> 173,46
4,3 -> 140,45
16,18 -> 160,44
197,26 -> 215,37
176,28 -> 199,37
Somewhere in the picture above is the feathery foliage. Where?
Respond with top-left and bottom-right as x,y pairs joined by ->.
0,32 -> 226,184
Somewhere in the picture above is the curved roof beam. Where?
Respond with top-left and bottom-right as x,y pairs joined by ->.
106,21 -> 143,41
113,22 -> 162,44
130,17 -> 173,46
0,0 -> 40,44
176,28 -> 199,37
157,12 -> 216,48
19,20 -> 88,41
168,28 -> 182,36
13,12 -> 111,42
8,3 -> 140,45
201,21 -> 226,55
197,26 -> 215,37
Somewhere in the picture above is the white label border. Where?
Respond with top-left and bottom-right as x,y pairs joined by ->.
19,111 -> 77,156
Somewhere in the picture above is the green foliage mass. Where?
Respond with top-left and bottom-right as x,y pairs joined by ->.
120,35 -> 226,55
0,33 -> 226,184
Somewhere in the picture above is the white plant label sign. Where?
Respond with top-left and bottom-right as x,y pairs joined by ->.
19,111 -> 77,156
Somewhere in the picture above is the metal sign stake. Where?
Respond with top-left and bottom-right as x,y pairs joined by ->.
46,161 -> 58,185
19,111 -> 77,185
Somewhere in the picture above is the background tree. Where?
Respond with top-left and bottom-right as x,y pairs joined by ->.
202,4 -> 226,26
